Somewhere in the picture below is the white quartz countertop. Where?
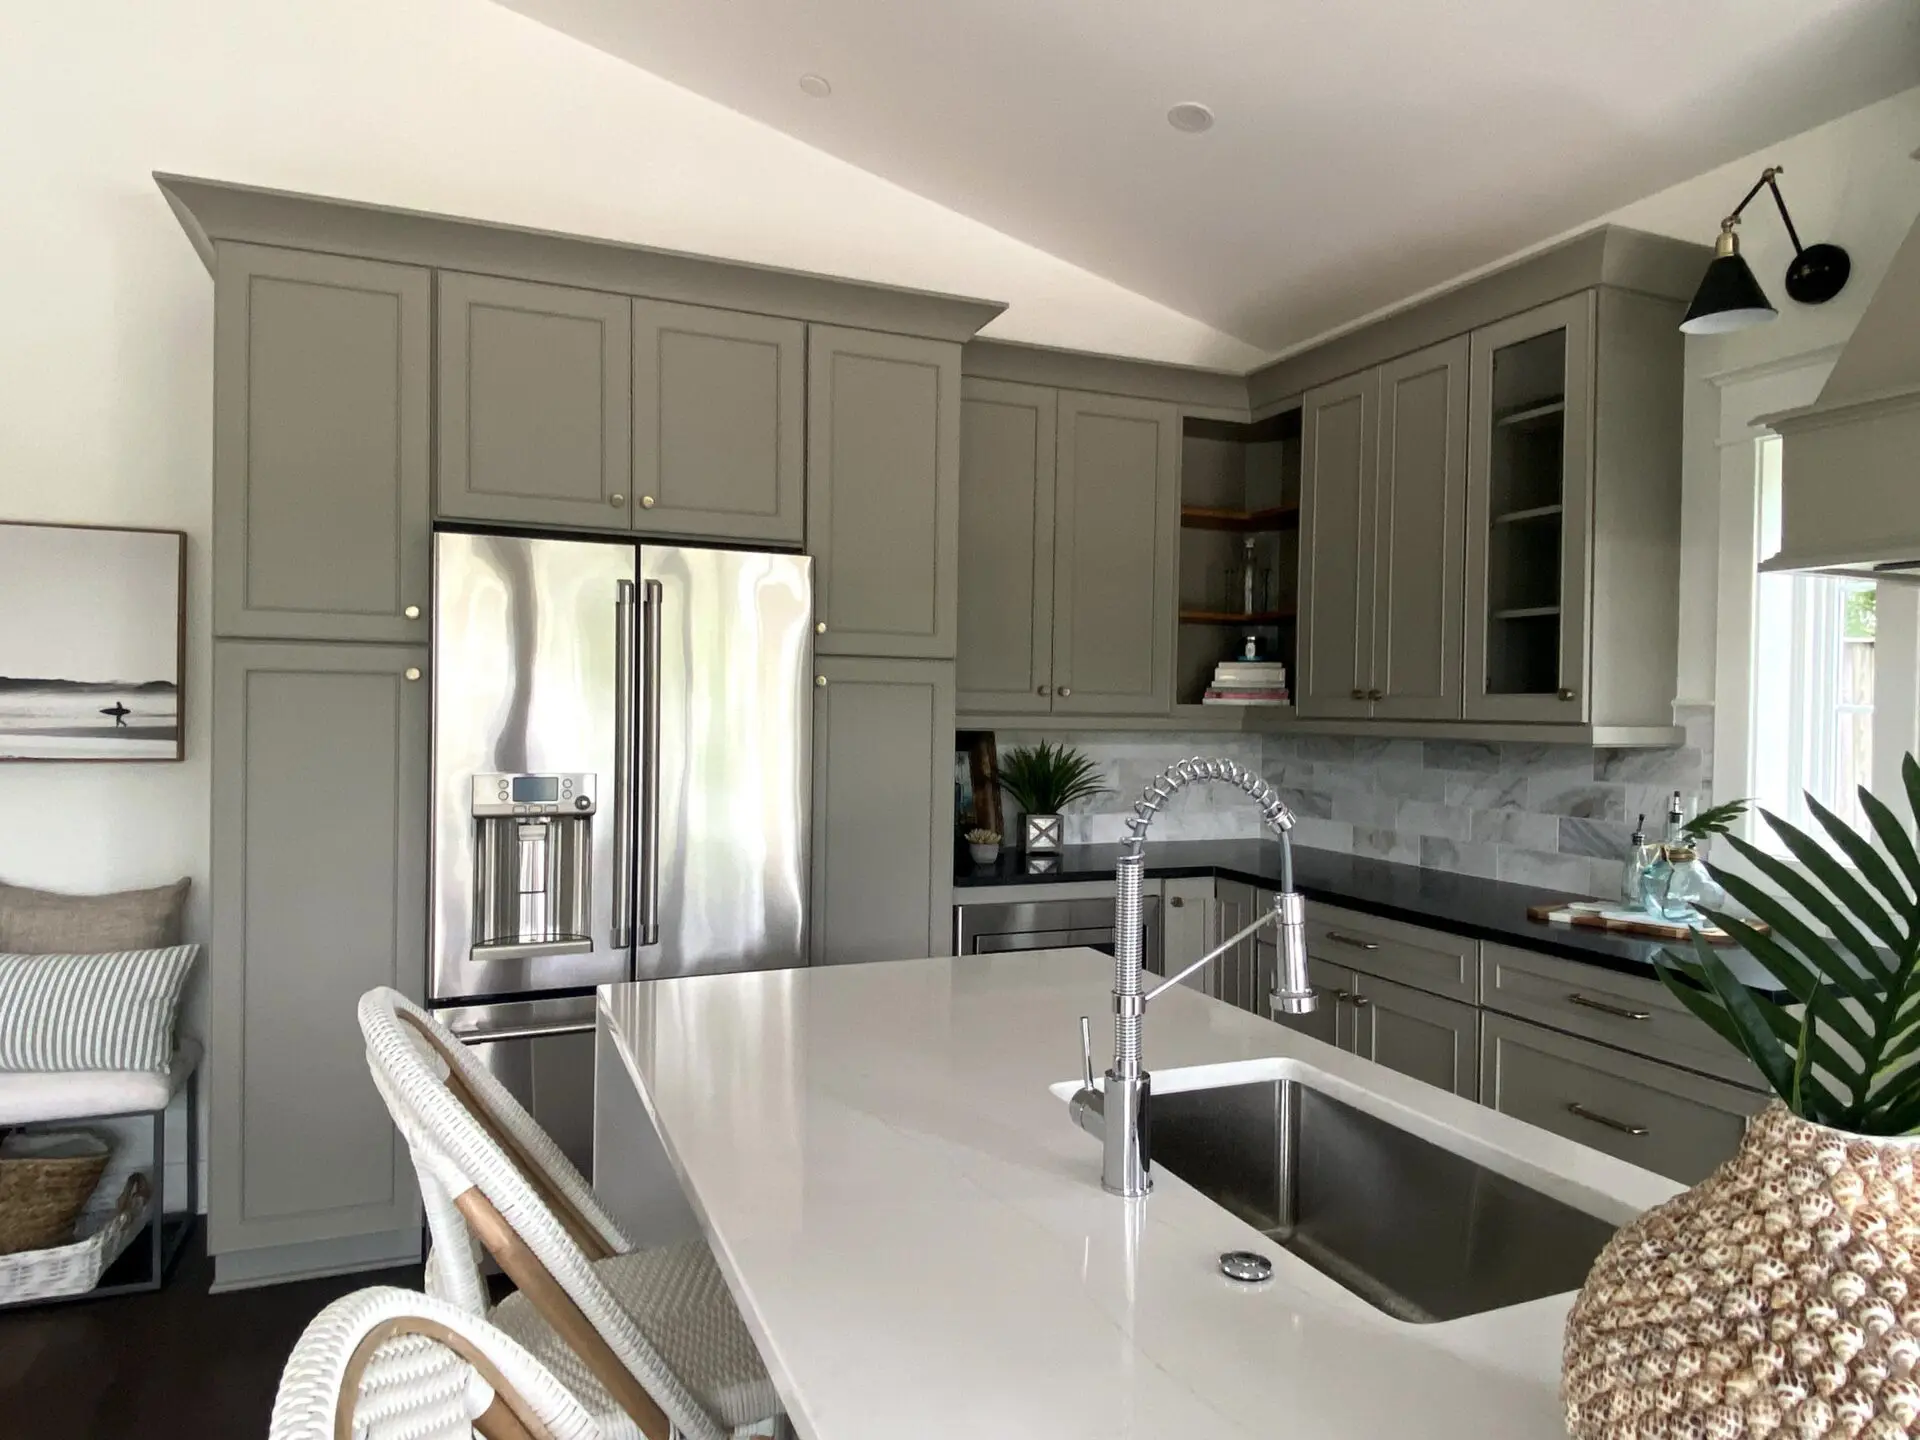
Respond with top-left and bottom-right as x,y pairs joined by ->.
596,950 -> 1683,1439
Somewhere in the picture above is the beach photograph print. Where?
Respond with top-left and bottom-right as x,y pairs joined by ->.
0,522 -> 185,761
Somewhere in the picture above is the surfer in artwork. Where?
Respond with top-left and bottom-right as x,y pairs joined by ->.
99,702 -> 131,728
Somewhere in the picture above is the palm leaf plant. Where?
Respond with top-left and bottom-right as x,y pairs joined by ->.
1653,754 -> 1920,1136
996,741 -> 1109,815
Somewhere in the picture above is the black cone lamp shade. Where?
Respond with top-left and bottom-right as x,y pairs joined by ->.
1679,167 -> 1849,335
1681,229 -> 1777,335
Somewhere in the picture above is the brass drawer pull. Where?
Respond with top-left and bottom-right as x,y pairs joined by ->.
1568,993 -> 1652,1022
1325,931 -> 1382,951
1311,987 -> 1352,1004
1348,993 -> 1372,1008
1568,1102 -> 1647,1137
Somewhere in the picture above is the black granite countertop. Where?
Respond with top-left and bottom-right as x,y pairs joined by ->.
956,839 -> 1784,993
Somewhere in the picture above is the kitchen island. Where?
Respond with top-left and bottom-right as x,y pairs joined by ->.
595,949 -> 1681,1439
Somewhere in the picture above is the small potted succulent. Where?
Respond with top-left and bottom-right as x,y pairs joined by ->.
964,828 -> 1002,866
1564,756 -> 1920,1438
996,742 -> 1108,854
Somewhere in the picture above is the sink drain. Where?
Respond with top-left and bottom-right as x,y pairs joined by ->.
1219,1250 -> 1274,1283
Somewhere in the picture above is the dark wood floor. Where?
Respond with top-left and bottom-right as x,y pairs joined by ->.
0,1227 -> 423,1440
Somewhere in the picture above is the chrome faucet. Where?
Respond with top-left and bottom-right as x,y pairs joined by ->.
1072,757 -> 1316,1197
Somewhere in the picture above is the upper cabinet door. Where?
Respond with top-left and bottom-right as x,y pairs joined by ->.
213,245 -> 431,643
631,300 -> 805,545
1463,293 -> 1595,723
807,326 -> 960,658
1294,370 -> 1378,719
1371,338 -> 1469,721
436,273 -> 633,531
1050,391 -> 1178,716
956,379 -> 1057,714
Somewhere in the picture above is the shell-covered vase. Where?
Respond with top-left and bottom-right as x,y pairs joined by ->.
1564,1102 -> 1920,1439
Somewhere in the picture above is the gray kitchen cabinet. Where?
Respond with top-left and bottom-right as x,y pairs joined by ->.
208,640 -> 428,1269
1050,391 -> 1180,716
957,379 -> 1056,713
1305,902 -> 1478,1005
1296,339 -> 1468,722
1160,876 -> 1214,994
212,245 -> 431,643
1481,1012 -> 1762,1184
1462,294 -> 1595,724
1370,339 -> 1469,721
808,327 -> 961,658
630,299 -> 806,546
1351,973 -> 1479,1100
436,272 -> 633,530
810,656 -> 955,964
1295,370 -> 1377,719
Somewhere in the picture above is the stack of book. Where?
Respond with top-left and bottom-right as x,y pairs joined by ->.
1202,659 -> 1289,706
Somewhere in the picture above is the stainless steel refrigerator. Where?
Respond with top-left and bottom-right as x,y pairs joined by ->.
429,531 -> 812,1170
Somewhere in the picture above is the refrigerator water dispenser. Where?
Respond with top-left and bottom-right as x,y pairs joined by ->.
470,773 -> 597,963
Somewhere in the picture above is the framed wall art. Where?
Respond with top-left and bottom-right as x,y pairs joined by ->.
0,522 -> 186,762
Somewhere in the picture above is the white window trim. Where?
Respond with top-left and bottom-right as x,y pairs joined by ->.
1709,351 -> 1920,893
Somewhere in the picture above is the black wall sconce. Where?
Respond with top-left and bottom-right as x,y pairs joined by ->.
1680,166 -> 1851,335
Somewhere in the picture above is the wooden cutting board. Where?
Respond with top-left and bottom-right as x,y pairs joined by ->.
1525,898 -> 1766,945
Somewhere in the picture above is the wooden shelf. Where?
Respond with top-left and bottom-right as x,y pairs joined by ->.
1491,503 -> 1563,525
1180,504 -> 1300,533
1492,605 -> 1561,620
1495,399 -> 1566,428
1179,608 -> 1296,625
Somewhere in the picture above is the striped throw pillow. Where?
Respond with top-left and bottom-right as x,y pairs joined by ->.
0,945 -> 199,1073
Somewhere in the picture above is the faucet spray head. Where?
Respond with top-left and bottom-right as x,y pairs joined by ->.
1266,891 -> 1318,1015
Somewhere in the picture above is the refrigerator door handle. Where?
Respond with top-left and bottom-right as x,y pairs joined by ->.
638,578 -> 664,947
612,580 -> 637,949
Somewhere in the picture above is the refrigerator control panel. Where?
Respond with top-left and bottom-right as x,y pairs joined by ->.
471,772 -> 597,817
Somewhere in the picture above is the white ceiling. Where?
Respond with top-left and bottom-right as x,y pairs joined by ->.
501,0 -> 1920,357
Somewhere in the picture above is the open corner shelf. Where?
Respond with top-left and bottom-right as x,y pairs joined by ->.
1180,504 -> 1300,533
1179,608 -> 1296,626
1491,605 -> 1561,621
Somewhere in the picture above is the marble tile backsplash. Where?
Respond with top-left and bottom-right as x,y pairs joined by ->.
1260,703 -> 1715,898
992,732 -> 1270,844
996,704 -> 1712,898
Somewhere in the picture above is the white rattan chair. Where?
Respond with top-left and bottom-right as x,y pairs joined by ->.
357,987 -> 782,1440
268,1284 -> 604,1440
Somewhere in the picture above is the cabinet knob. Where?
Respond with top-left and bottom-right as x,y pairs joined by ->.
1037,684 -> 1050,696
1348,994 -> 1373,1008
1058,687 -> 1072,698
1558,687 -> 1578,702
1368,688 -> 1384,701
815,621 -> 827,634
815,675 -> 828,688
1350,688 -> 1365,701
404,667 -> 422,682
403,605 -> 421,620
1169,896 -> 1184,908
609,493 -> 626,507
641,496 -> 656,509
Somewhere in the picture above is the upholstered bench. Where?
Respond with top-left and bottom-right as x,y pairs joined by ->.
0,1043 -> 201,1304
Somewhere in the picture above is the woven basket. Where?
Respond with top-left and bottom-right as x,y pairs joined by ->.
0,1132 -> 111,1255
0,1173 -> 149,1305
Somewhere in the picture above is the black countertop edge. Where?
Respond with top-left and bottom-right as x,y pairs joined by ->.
954,838 -> 1786,995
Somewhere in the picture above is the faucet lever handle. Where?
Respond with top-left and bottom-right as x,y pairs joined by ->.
1079,1015 -> 1096,1093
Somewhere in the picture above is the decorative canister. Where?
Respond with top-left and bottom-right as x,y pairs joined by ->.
1563,1101 -> 1920,1439
1022,813 -> 1063,854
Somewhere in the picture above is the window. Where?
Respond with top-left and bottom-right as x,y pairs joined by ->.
1749,435 -> 1875,844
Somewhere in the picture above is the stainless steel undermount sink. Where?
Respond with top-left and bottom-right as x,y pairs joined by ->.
1151,1079 -> 1618,1323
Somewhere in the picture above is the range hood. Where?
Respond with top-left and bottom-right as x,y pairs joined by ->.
1759,209 -> 1920,582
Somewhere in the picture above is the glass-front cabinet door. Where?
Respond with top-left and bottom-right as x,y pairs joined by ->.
1463,294 -> 1594,723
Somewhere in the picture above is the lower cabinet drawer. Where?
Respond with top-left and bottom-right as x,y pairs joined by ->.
1480,1014 -> 1764,1185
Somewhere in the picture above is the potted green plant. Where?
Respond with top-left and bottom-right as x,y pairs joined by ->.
1564,757 -> 1920,1438
996,742 -> 1108,854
